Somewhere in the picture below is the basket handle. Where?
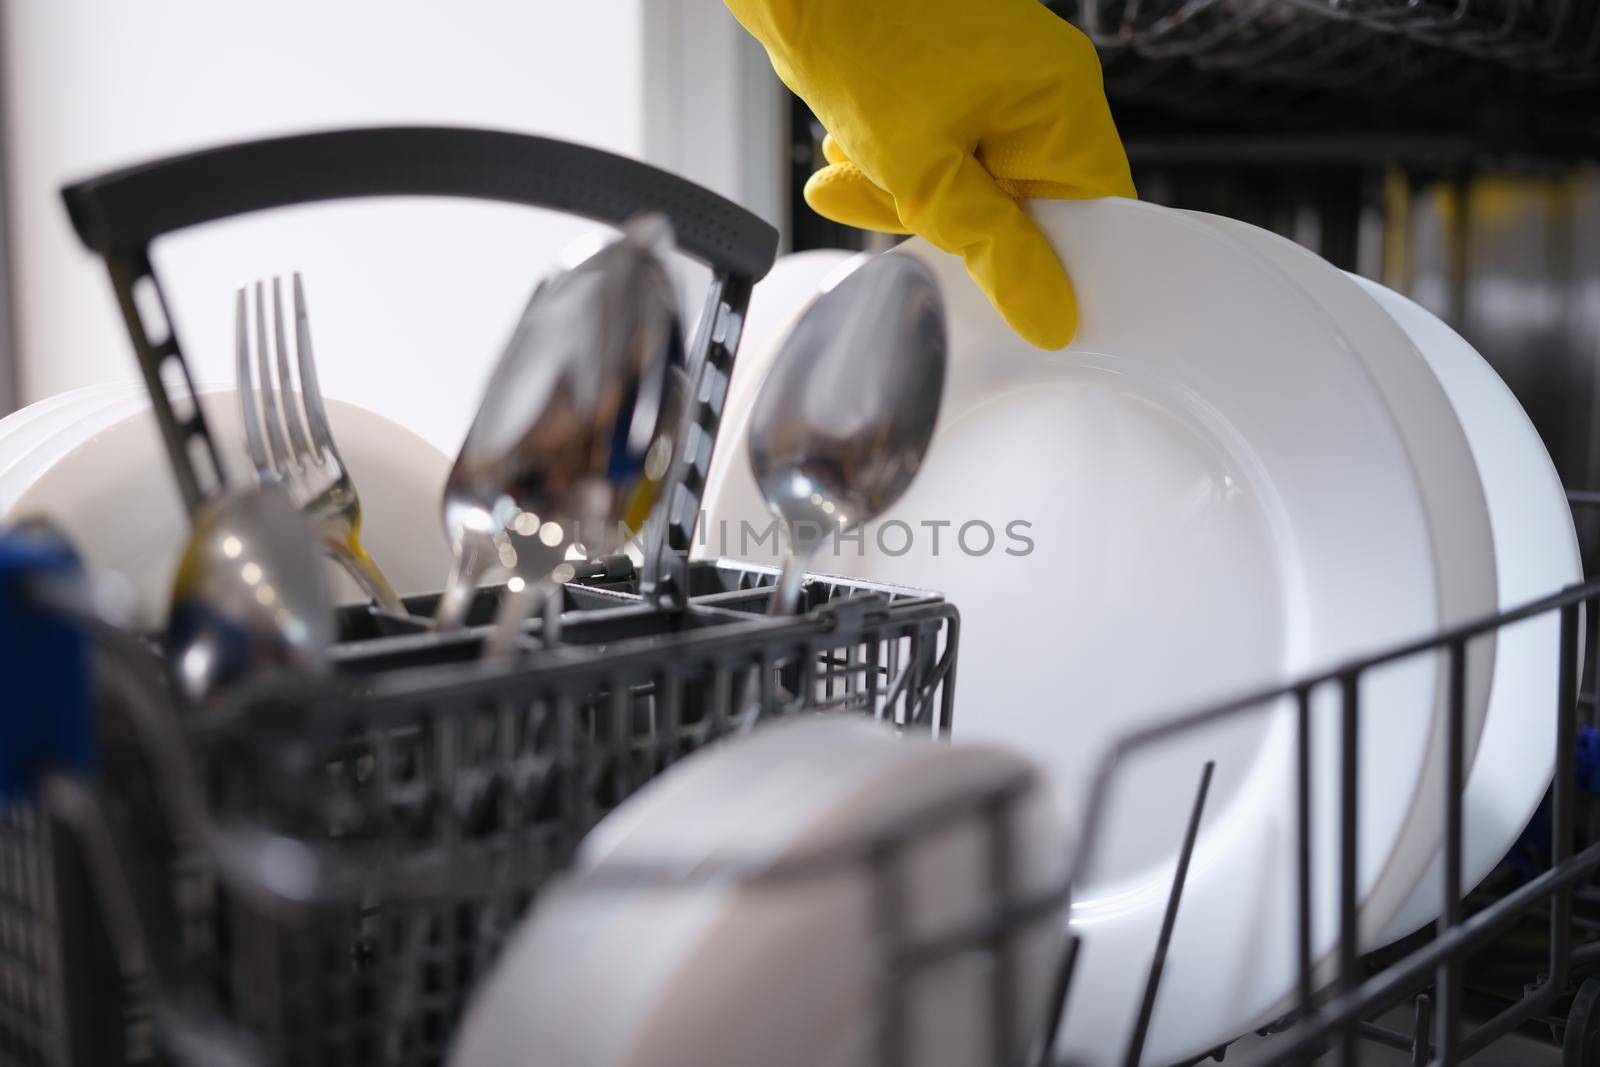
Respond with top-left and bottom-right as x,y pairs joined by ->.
61,126 -> 777,279
61,128 -> 775,603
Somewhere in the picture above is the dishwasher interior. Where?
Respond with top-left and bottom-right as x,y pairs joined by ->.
789,0 -> 1600,568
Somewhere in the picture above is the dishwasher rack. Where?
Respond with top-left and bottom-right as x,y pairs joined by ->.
1039,0 -> 1600,156
1064,0 -> 1600,81
6,123 -> 1600,1066
516,492 -> 1600,1067
1070,490 -> 1600,1067
7,502 -> 1598,1067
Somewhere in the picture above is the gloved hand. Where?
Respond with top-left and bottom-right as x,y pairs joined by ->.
724,0 -> 1136,349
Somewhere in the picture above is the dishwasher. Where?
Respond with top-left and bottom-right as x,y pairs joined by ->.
2,3 -> 1599,1065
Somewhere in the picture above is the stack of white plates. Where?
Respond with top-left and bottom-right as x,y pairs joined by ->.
698,202 -> 1581,1064
0,384 -> 453,624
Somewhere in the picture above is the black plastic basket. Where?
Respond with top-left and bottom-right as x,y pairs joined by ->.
1,557 -> 958,1067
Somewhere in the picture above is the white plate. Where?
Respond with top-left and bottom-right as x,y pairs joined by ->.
736,250 -> 866,392
449,719 -> 1066,1067
5,389 -> 452,623
697,250 -> 865,559
1354,275 -> 1583,944
1188,212 -> 1499,951
0,380 -> 144,444
0,382 -> 148,485
702,197 -> 1447,1064
0,384 -> 155,511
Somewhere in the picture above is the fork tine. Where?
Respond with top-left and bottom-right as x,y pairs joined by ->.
272,276 -> 316,469
293,273 -> 341,463
254,280 -> 294,478
236,286 -> 275,482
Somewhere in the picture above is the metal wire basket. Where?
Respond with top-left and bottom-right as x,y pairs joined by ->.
505,499 -> 1600,1067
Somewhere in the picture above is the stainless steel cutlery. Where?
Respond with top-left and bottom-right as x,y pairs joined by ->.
746,252 -> 947,616
165,483 -> 333,707
432,215 -> 686,655
235,274 -> 406,616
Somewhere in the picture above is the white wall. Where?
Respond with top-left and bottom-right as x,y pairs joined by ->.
2,0 -> 784,454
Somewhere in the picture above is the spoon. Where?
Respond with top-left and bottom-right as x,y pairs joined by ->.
166,484 -> 333,707
747,252 -> 947,617
432,214 -> 685,651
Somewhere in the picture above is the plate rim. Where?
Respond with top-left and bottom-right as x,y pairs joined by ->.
1353,274 -> 1582,944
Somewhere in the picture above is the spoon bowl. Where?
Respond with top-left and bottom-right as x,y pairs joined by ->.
747,253 -> 947,615
167,484 -> 333,707
432,215 -> 686,648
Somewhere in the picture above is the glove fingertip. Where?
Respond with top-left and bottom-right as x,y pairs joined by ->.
819,131 -> 851,167
803,164 -> 908,234
1006,290 -> 1078,350
966,225 -> 1080,350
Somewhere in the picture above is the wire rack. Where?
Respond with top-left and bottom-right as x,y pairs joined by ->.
11,503 -> 1600,1066
1064,0 -> 1599,80
500,496 -> 1600,1067
9,120 -> 1600,1065
1043,0 -> 1600,154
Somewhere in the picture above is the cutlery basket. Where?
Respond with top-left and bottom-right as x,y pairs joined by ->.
0,554 -> 957,1067
0,126 -> 967,1066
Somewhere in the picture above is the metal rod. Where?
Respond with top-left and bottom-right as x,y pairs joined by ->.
1069,579 -> 1593,909
0,9 -> 19,423
988,794 -> 1019,1067
1457,979 -> 1557,1058
1411,994 -> 1433,1067
892,888 -> 1069,973
1338,675 -> 1360,1067
1034,937 -> 1081,1067
1237,836 -> 1600,1065
1352,1019 -> 1418,1053
1436,639 -> 1466,1061
1590,597 -> 1600,731
1296,686 -> 1314,1018
1122,761 -> 1215,1067
873,844 -> 911,1067
1550,602 -> 1580,992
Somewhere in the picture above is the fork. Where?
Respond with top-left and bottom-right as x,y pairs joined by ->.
235,274 -> 407,616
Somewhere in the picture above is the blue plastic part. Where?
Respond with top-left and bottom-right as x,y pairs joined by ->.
1577,725 -> 1600,796
0,525 -> 94,805
1507,796 -> 1550,882
1502,725 -> 1600,881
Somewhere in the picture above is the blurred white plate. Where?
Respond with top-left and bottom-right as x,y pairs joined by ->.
702,197 -> 1448,1064
1353,275 -> 1582,945
0,382 -> 147,485
1188,211 -> 1499,952
450,718 -> 1066,1067
3,388 -> 451,622
0,384 -> 153,511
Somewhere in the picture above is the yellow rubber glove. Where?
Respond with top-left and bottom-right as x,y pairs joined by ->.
724,0 -> 1135,349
